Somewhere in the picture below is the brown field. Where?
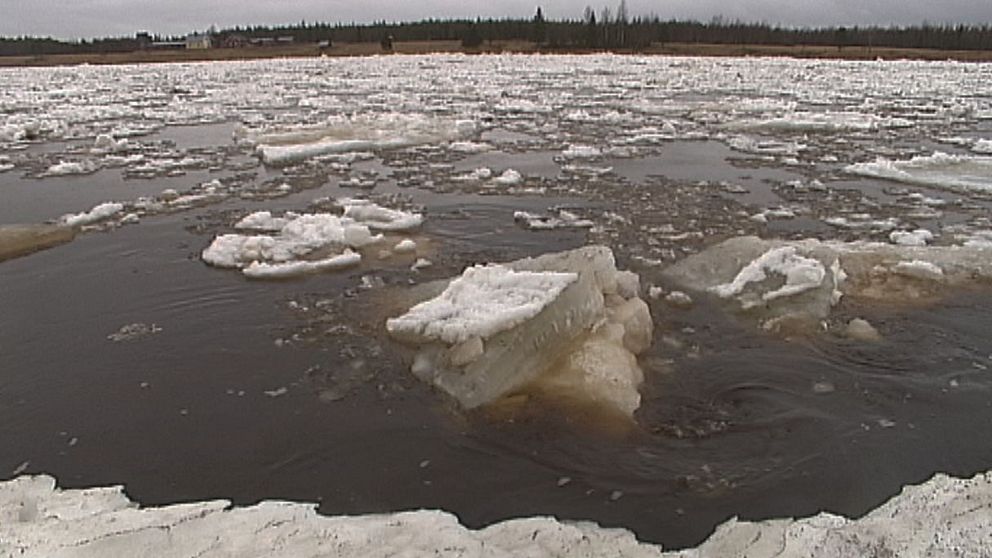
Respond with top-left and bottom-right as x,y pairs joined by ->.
1,40 -> 991,67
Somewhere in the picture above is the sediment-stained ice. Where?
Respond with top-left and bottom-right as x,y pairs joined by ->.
0,224 -> 76,262
387,246 -> 653,416
664,235 -> 992,330
2,470 -> 991,557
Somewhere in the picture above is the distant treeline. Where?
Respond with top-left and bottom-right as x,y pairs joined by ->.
3,4 -> 992,56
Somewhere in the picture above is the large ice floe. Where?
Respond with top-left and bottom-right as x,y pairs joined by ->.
664,235 -> 992,331
2,470 -> 991,557
846,152 -> 992,194
201,199 -> 422,279
241,113 -> 477,165
386,246 -> 652,417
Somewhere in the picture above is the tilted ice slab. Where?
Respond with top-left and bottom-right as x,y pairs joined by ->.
58,202 -> 124,228
2,470 -> 990,557
337,198 -> 424,232
664,235 -> 992,330
387,246 -> 653,416
245,113 -> 477,165
846,152 -> 992,194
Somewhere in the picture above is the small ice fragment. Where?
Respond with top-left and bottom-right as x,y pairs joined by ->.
492,169 -> 522,186
264,387 -> 288,397
410,258 -> 432,271
107,323 -> 162,342
419,460 -> 431,469
557,476 -> 572,487
11,461 -> 29,476
665,291 -> 693,308
846,318 -> 881,342
889,229 -> 934,246
59,202 -> 124,227
878,419 -> 896,428
68,437 -> 78,447
610,490 -> 624,501
393,239 -> 417,254
812,381 -> 835,394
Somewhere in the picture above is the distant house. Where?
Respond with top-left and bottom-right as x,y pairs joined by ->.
185,33 -> 212,50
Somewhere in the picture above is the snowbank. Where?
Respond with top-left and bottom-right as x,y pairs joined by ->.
2,470 -> 990,557
387,246 -> 652,416
0,224 -> 76,262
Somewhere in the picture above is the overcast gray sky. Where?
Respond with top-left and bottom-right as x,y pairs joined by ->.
2,0 -> 990,39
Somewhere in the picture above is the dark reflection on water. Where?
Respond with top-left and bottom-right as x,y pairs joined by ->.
1,197 -> 992,550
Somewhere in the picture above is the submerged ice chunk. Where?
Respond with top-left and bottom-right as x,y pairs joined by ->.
387,246 -> 653,416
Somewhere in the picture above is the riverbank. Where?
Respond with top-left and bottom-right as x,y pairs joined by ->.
2,40 -> 991,67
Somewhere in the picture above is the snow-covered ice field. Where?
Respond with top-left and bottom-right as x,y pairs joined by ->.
2,54 -> 992,554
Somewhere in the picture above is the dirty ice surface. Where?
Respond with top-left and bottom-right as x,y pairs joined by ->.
4,54 -> 992,552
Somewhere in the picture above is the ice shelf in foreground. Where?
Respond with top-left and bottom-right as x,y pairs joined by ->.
2,470 -> 990,557
663,235 -> 992,330
387,246 -> 653,417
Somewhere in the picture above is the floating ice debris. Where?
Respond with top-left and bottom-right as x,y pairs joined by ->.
247,114 -> 476,165
560,144 -> 602,159
492,168 -> 522,186
0,224 -> 76,262
410,258 -> 433,271
824,215 -> 899,231
889,229 -> 934,246
337,198 -> 423,231
234,211 -> 297,232
726,135 -> 805,157
107,323 -> 162,342
42,160 -> 98,177
846,152 -> 992,194
846,318 -> 881,342
453,167 -> 493,181
202,213 -> 381,277
726,111 -> 913,132
58,202 -> 124,228
448,141 -> 492,153
243,252 -> 361,279
91,134 -> 129,154
4,470 -> 992,557
387,246 -> 652,417
514,210 -> 594,230
264,387 -> 289,398
664,291 -> 694,308
664,236 -> 992,330
711,246 -> 827,305
393,239 -> 417,254
972,139 -> 992,154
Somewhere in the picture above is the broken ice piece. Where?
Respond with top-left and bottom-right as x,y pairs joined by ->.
386,246 -> 653,417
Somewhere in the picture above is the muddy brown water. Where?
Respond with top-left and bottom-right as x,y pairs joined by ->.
2,187 -> 992,549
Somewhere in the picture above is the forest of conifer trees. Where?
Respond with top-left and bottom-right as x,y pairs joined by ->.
2,3 -> 991,57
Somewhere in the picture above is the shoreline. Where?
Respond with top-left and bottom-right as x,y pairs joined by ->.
2,40 -> 992,67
